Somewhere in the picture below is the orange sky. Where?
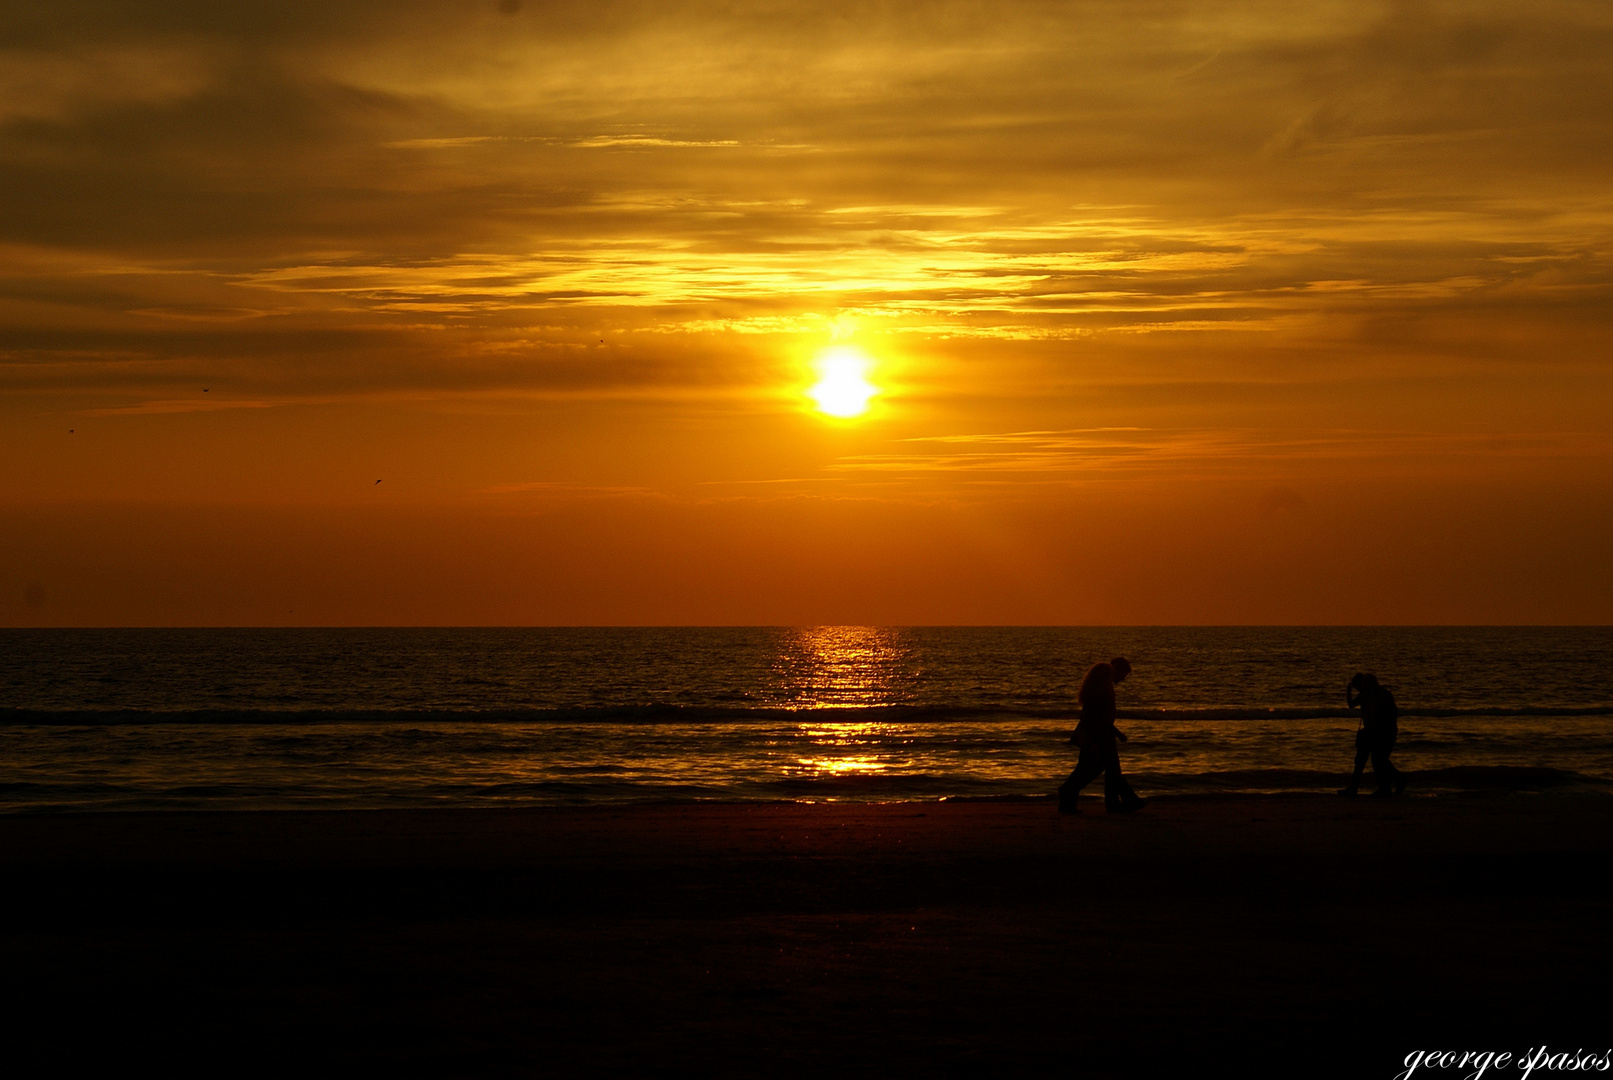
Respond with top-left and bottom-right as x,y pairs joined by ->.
4,0 -> 1611,625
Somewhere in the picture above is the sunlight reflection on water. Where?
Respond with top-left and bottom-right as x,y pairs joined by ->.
795,755 -> 892,775
2,628 -> 1610,809
775,626 -> 916,709
782,628 -> 918,777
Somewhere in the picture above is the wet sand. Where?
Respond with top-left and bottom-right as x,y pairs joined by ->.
3,795 -> 1609,1076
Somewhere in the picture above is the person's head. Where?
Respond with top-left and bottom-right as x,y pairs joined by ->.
1349,672 -> 1379,693
1110,656 -> 1132,683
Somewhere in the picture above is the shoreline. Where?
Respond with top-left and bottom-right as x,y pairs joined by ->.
4,780 -> 1606,816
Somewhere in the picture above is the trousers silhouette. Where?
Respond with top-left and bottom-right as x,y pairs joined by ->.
1060,739 -> 1139,809
1348,729 -> 1403,796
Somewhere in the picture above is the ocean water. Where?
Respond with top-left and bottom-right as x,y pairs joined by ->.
1,627 -> 1610,811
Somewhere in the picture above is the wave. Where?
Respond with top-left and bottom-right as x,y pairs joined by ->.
0,705 -> 1013,726
4,702 -> 1612,726
1122,706 -> 1613,720
1129,765 -> 1610,793
5,766 -> 1603,814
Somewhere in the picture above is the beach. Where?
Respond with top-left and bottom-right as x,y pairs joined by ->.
4,795 -> 1608,1076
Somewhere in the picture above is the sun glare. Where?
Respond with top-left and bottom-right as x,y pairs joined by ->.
808,346 -> 878,418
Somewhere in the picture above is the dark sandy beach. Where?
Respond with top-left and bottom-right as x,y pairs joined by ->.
3,796 -> 1608,1077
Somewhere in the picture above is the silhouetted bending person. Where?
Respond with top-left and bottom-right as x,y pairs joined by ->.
1340,672 -> 1406,797
1058,657 -> 1144,814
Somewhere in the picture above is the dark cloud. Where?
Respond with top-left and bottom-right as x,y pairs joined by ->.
1,0 -> 1610,402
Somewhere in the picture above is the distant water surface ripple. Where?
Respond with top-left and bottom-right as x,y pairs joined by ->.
1,627 -> 1608,810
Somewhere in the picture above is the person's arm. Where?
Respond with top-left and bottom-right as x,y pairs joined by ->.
1347,683 -> 1360,709
1101,684 -> 1124,740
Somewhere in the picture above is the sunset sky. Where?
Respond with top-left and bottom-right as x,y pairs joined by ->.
4,0 -> 1610,625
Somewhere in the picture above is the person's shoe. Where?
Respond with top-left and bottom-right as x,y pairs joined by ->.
1109,798 -> 1146,814
1058,800 -> 1080,814
1370,786 -> 1393,798
1394,775 -> 1408,796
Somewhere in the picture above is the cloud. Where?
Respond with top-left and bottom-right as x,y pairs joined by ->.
829,428 -> 1613,483
82,397 -> 279,416
0,0 -> 1609,403
3,2 -> 1611,624
0,42 -> 215,123
477,480 -> 661,499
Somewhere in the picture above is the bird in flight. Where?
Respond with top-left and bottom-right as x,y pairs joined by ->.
375,479 -> 382,484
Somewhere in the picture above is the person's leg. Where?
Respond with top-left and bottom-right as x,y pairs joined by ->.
1058,745 -> 1105,811
1369,744 -> 1389,795
1370,743 -> 1402,796
1340,731 -> 1369,795
1103,742 -> 1142,811
1386,731 -> 1406,794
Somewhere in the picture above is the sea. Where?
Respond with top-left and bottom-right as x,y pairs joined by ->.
2,626 -> 1610,812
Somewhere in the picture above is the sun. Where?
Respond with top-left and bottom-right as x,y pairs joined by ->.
807,346 -> 878,418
